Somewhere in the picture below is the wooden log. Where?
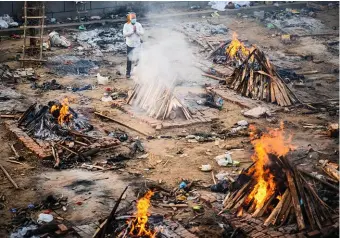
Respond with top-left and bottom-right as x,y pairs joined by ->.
280,205 -> 293,226
294,170 -> 316,230
18,102 -> 36,126
94,112 -> 148,136
252,192 -> 276,217
9,144 -> 20,159
222,191 -> 231,207
226,180 -> 252,209
51,145 -> 60,168
300,174 -> 334,213
298,168 -> 339,191
202,73 -> 225,81
160,203 -> 188,208
74,140 -> 89,146
275,191 -> 292,225
232,194 -> 247,211
0,115 -> 20,119
0,164 -> 19,189
264,189 -> 289,226
286,170 -> 306,230
322,162 -> 340,181
95,186 -> 129,238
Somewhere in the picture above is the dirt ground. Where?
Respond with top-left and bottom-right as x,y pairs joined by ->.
0,4 -> 339,238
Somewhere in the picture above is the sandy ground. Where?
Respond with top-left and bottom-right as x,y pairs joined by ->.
0,5 -> 339,238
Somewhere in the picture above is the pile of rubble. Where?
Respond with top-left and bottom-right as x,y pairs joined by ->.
74,28 -> 126,56
263,8 -> 330,35
0,64 -> 36,83
47,55 -> 98,76
181,22 -> 228,37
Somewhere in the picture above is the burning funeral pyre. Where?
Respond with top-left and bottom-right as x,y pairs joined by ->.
95,189 -> 159,238
213,33 -> 299,106
128,190 -> 157,237
15,98 -> 120,167
18,98 -> 93,140
226,47 -> 299,106
221,124 -> 337,232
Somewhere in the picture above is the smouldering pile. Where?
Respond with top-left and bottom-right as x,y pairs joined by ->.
127,83 -> 192,120
18,98 -> 93,140
222,124 -> 337,231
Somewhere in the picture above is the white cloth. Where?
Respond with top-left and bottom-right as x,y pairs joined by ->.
123,22 -> 144,48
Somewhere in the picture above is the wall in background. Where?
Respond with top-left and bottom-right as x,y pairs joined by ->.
0,1 -> 209,20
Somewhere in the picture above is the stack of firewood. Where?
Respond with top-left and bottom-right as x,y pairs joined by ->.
127,83 -> 192,120
226,48 -> 299,106
221,156 -> 337,231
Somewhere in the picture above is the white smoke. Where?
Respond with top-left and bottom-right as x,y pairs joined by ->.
130,27 -> 201,118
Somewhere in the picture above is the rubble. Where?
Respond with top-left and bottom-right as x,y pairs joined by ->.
47,55 -> 98,76
0,86 -> 33,113
74,28 -> 126,55
263,8 -> 332,35
31,79 -> 64,91
181,22 -> 228,37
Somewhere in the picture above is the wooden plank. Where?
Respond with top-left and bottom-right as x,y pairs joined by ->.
275,191 -> 292,225
94,112 -> 148,136
252,192 -> 276,217
286,170 -> 306,230
264,189 -> 289,226
202,73 -> 225,81
0,164 -> 19,189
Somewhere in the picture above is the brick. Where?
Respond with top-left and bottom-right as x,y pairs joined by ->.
297,233 -> 307,238
252,232 -> 265,238
285,235 -> 297,238
249,230 -> 261,237
58,224 -> 68,232
267,230 -> 284,237
306,230 -> 320,237
243,224 -> 255,233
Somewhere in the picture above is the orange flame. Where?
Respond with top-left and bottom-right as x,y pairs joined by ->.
246,123 -> 295,210
129,190 -> 156,238
226,32 -> 253,60
50,98 -> 73,125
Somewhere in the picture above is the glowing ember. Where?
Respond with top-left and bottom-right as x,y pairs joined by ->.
226,32 -> 254,60
50,98 -> 73,125
246,123 -> 295,211
129,190 -> 156,238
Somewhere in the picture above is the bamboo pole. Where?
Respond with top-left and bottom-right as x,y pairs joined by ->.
0,164 -> 19,189
94,112 -> 148,136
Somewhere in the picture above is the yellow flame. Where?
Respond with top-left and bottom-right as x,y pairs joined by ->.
50,98 -> 73,125
226,32 -> 251,60
245,123 -> 295,210
129,190 -> 156,238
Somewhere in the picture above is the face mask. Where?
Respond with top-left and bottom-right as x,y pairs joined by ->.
131,19 -> 136,25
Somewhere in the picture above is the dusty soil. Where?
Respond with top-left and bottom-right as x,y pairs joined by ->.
0,5 -> 339,238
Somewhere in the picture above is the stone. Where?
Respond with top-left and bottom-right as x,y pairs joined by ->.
242,106 -> 271,119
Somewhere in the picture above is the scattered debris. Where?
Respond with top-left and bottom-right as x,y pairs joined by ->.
49,31 -> 71,48
47,55 -> 98,76
75,28 -> 125,55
